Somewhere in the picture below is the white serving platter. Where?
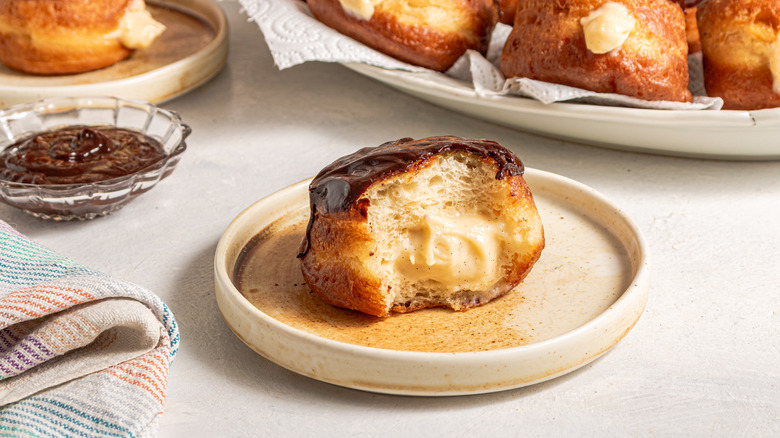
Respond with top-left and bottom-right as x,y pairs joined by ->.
214,168 -> 650,396
343,63 -> 780,160
0,0 -> 228,108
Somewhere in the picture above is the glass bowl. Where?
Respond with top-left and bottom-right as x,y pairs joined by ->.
0,96 -> 190,220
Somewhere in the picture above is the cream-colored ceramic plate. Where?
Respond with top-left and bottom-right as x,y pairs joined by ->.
0,0 -> 228,108
342,63 -> 780,160
214,169 -> 650,396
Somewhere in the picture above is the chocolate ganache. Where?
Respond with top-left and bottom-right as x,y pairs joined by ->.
0,125 -> 167,185
298,136 -> 525,257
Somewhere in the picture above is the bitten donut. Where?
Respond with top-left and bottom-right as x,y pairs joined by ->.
500,0 -> 693,102
307,0 -> 499,71
0,0 -> 165,75
298,136 -> 545,318
698,0 -> 780,110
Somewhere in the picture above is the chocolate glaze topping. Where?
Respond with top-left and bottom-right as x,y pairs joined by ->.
298,136 -> 525,257
0,125 -> 167,185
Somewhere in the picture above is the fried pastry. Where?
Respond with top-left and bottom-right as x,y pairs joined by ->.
298,136 -> 545,317
698,0 -> 780,110
675,1 -> 703,53
500,0 -> 692,102
307,0 -> 499,71
500,0 -> 519,25
0,0 -> 165,75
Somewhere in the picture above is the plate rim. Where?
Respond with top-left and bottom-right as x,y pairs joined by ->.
0,0 -> 229,107
214,168 -> 651,394
341,62 -> 780,160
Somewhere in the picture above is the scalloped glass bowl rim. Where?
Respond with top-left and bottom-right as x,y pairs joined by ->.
0,96 -> 190,219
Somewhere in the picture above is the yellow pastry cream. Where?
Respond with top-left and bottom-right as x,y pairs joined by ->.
396,213 -> 506,291
580,2 -> 636,54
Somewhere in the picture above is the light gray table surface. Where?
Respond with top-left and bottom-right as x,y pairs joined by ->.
1,1 -> 778,436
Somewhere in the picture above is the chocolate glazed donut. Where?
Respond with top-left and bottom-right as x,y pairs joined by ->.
698,0 -> 780,109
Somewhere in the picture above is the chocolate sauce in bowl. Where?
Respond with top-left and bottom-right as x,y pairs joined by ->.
0,125 -> 167,185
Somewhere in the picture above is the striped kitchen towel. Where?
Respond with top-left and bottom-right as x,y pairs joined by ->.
0,220 -> 180,437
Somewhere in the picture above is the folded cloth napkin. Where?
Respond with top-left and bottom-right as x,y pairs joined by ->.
0,220 -> 179,437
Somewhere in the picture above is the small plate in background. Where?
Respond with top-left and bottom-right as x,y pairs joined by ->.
0,0 -> 228,108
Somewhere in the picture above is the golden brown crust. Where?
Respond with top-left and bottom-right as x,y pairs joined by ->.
500,0 -> 692,102
0,0 -> 132,74
307,0 -> 499,72
698,0 -> 780,110
499,0 -> 518,25
0,38 -> 131,76
0,0 -> 130,29
685,6 -> 701,54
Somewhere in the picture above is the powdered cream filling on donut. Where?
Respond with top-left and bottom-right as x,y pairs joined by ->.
338,0 -> 381,20
106,0 -> 166,50
580,2 -> 636,54
395,213 -> 506,291
337,0 -> 467,32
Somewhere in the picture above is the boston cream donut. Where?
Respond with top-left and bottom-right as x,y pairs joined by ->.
298,136 -> 545,318
0,0 -> 165,75
500,0 -> 692,102
307,0 -> 499,71
698,0 -> 780,110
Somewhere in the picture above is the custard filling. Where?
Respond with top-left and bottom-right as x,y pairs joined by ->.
337,0 -> 466,33
580,2 -> 636,54
395,214 -> 505,290
338,0 -> 382,20
769,34 -> 780,94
